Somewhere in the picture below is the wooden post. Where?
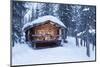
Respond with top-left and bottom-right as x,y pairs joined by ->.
27,30 -> 30,41
63,29 -> 66,41
59,29 -> 62,40
34,43 -> 36,49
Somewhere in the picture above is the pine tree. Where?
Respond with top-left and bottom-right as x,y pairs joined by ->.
12,1 -> 27,46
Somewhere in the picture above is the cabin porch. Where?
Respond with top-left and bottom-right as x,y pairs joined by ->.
31,39 -> 61,49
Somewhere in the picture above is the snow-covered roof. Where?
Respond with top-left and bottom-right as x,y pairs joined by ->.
22,15 -> 66,32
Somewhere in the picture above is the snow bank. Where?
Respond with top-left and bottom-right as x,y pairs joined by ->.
12,36 -> 95,66
22,15 -> 66,32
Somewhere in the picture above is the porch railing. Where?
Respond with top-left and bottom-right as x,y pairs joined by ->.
31,34 -> 61,41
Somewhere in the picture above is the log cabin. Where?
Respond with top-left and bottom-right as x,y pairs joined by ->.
22,15 -> 66,48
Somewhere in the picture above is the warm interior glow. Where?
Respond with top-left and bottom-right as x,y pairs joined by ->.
32,22 -> 60,41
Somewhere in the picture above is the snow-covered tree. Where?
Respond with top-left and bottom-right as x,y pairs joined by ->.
12,1 -> 27,46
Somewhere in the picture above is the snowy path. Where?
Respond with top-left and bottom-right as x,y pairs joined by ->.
12,37 -> 95,66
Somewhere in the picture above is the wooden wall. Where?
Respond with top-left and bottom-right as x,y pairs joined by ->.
30,21 -> 60,41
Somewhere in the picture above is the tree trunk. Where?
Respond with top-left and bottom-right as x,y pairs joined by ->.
86,38 -> 90,57
76,36 -> 79,46
83,38 -> 86,47
80,39 -> 83,46
92,39 -> 95,51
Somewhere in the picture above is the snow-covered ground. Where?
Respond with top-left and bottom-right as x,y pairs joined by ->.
12,36 -> 95,66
